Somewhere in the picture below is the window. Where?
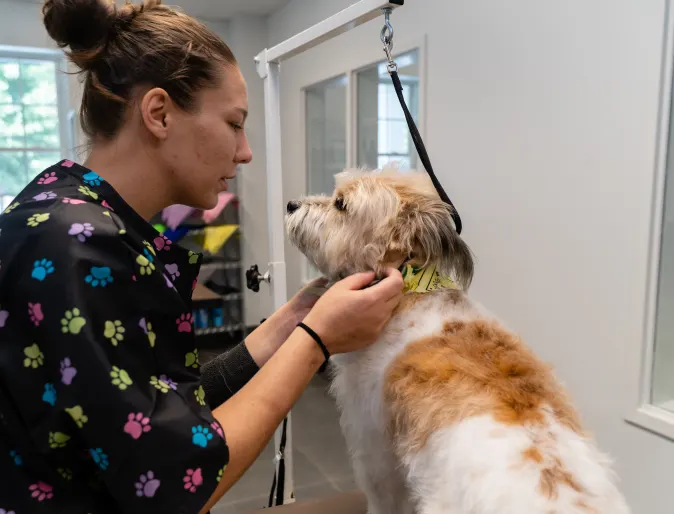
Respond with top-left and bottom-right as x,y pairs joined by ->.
0,46 -> 70,211
652,113 -> 674,414
357,50 -> 420,170
303,47 -> 423,282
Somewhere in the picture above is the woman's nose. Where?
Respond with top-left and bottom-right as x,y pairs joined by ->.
287,200 -> 301,214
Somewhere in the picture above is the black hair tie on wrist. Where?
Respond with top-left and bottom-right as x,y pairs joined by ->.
297,322 -> 330,372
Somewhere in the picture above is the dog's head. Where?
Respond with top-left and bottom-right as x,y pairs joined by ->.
285,168 -> 474,288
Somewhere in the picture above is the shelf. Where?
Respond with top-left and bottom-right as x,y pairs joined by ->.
195,323 -> 245,336
200,261 -> 241,272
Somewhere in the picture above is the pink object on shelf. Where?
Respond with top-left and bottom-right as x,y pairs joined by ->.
162,204 -> 196,231
202,192 -> 235,224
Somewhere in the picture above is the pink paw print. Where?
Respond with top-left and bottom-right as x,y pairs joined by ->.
60,357 -> 77,385
28,303 -> 43,326
135,471 -> 160,498
101,200 -> 114,211
61,160 -> 74,168
211,421 -> 224,438
28,481 -> 53,502
176,313 -> 193,333
154,235 -> 172,251
183,468 -> 203,493
62,197 -> 86,205
38,172 -> 58,185
33,191 -> 56,202
124,412 -> 152,440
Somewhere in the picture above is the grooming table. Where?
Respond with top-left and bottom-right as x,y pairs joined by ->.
248,491 -> 367,513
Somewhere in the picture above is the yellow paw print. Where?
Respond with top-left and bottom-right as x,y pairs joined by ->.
23,343 -> 44,368
65,405 -> 89,428
78,186 -> 98,200
217,465 -> 227,483
104,320 -> 125,346
27,213 -> 50,227
188,251 -> 200,265
136,254 -> 155,275
57,467 -> 72,481
49,431 -> 70,449
142,240 -> 156,257
146,322 -> 157,347
150,375 -> 173,393
110,366 -> 132,390
194,385 -> 206,406
2,202 -> 19,215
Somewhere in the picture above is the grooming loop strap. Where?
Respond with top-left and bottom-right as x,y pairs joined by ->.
380,9 -> 463,235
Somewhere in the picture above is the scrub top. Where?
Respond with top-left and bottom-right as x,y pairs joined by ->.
0,160 -> 250,513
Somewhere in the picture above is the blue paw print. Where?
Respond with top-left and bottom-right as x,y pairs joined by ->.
42,383 -> 57,406
89,448 -> 109,470
143,248 -> 155,263
82,171 -> 103,186
9,449 -> 22,466
191,425 -> 213,448
85,266 -> 113,288
31,259 -> 55,281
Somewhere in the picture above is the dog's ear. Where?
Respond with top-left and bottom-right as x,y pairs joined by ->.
402,197 -> 475,290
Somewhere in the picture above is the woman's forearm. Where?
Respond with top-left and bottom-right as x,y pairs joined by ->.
199,327 -> 324,514
244,303 -> 300,367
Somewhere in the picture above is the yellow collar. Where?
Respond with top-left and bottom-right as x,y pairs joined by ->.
402,263 -> 459,294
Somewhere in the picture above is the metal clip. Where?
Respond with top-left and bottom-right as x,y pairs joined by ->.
380,7 -> 398,74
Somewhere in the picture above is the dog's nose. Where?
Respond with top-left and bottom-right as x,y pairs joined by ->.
287,200 -> 301,214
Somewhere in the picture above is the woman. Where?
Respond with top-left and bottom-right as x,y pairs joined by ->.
0,1 -> 404,513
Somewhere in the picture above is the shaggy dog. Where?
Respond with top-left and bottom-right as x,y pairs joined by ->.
285,168 -> 631,514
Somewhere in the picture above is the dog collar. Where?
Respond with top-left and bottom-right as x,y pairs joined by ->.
401,263 -> 459,294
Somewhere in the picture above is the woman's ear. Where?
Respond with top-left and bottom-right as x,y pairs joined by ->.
408,198 -> 475,290
140,87 -> 170,140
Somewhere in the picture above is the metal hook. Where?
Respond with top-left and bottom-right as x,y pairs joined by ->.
381,7 -> 397,73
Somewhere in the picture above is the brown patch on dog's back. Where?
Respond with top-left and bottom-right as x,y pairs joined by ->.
523,446 -> 544,464
384,320 -> 583,455
539,457 -> 585,499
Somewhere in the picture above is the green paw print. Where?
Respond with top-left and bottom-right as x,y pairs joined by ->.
57,467 -> 72,481
78,186 -> 98,200
217,465 -> 226,483
185,349 -> 200,369
110,366 -> 132,390
61,308 -> 86,335
27,213 -> 50,227
49,431 -> 70,449
136,254 -> 155,276
65,405 -> 88,428
104,320 -> 125,346
23,343 -> 44,368
188,251 -> 200,264
150,376 -> 171,393
194,385 -> 206,406
2,201 -> 19,215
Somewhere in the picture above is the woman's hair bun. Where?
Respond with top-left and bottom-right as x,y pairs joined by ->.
42,0 -> 115,52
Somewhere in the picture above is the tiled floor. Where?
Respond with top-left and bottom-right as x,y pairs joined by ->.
211,374 -> 357,514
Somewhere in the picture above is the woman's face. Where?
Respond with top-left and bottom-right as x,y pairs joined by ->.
163,65 -> 253,209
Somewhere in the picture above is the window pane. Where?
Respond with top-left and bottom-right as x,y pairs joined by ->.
357,49 -> 420,170
20,61 -> 58,105
0,151 -> 29,197
0,60 -> 21,104
24,105 -> 60,148
0,105 -> 24,148
27,151 -> 61,178
652,74 -> 674,412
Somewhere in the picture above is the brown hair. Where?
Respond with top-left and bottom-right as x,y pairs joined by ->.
42,0 -> 237,139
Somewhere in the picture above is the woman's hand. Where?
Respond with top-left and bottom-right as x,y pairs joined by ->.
302,267 -> 404,356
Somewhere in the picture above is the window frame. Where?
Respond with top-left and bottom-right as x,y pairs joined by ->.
625,2 -> 674,441
0,45 -> 74,175
299,36 -> 427,284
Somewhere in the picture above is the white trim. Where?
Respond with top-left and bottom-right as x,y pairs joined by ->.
625,0 -> 674,441
0,45 -> 64,61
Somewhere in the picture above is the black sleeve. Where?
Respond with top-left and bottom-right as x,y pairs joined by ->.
201,341 -> 260,408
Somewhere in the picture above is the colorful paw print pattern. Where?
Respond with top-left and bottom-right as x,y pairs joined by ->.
0,161 -> 233,509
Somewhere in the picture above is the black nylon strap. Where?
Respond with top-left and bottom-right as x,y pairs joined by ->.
389,70 -> 463,235
297,322 -> 330,367
268,417 -> 289,507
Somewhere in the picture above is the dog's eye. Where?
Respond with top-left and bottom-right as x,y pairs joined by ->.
334,197 -> 346,211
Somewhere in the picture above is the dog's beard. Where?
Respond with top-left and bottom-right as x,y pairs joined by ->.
286,206 -> 334,278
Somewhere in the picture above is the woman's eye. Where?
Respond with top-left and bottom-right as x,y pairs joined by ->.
230,122 -> 243,131
335,197 -> 346,211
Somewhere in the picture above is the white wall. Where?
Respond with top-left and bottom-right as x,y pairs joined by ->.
268,1 -> 674,513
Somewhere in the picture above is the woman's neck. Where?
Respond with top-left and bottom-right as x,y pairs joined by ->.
83,133 -> 175,221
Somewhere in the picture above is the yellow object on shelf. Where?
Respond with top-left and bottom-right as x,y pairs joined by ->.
195,225 -> 239,254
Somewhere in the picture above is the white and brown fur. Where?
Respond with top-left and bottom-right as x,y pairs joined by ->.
285,168 -> 631,514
